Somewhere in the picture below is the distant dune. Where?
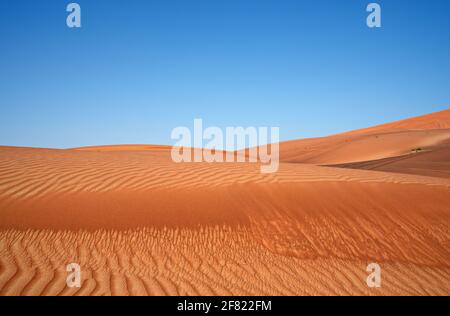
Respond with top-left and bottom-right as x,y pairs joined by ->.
72,144 -> 173,152
331,143 -> 450,179
279,109 -> 450,167
337,108 -> 450,135
0,109 -> 449,295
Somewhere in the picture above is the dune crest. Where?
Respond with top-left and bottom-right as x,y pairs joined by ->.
338,108 -> 450,136
279,109 -> 450,165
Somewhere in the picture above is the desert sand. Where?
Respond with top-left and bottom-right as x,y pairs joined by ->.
0,109 -> 449,296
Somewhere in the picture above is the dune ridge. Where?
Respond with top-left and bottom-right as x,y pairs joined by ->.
330,143 -> 450,179
337,108 -> 450,136
279,109 -> 450,164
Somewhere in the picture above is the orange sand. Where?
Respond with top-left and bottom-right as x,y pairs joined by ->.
0,109 -> 449,295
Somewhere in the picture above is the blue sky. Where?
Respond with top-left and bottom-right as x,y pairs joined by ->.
0,0 -> 449,148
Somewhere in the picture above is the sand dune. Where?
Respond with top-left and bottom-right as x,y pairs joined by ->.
279,129 -> 450,164
279,109 -> 450,165
337,108 -> 450,136
72,144 -> 173,152
331,142 -> 450,179
1,109 -> 450,296
1,227 -> 449,296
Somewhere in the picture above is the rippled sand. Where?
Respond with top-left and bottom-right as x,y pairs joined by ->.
1,109 -> 449,295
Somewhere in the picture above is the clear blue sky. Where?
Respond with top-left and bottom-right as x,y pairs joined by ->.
0,0 -> 449,148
